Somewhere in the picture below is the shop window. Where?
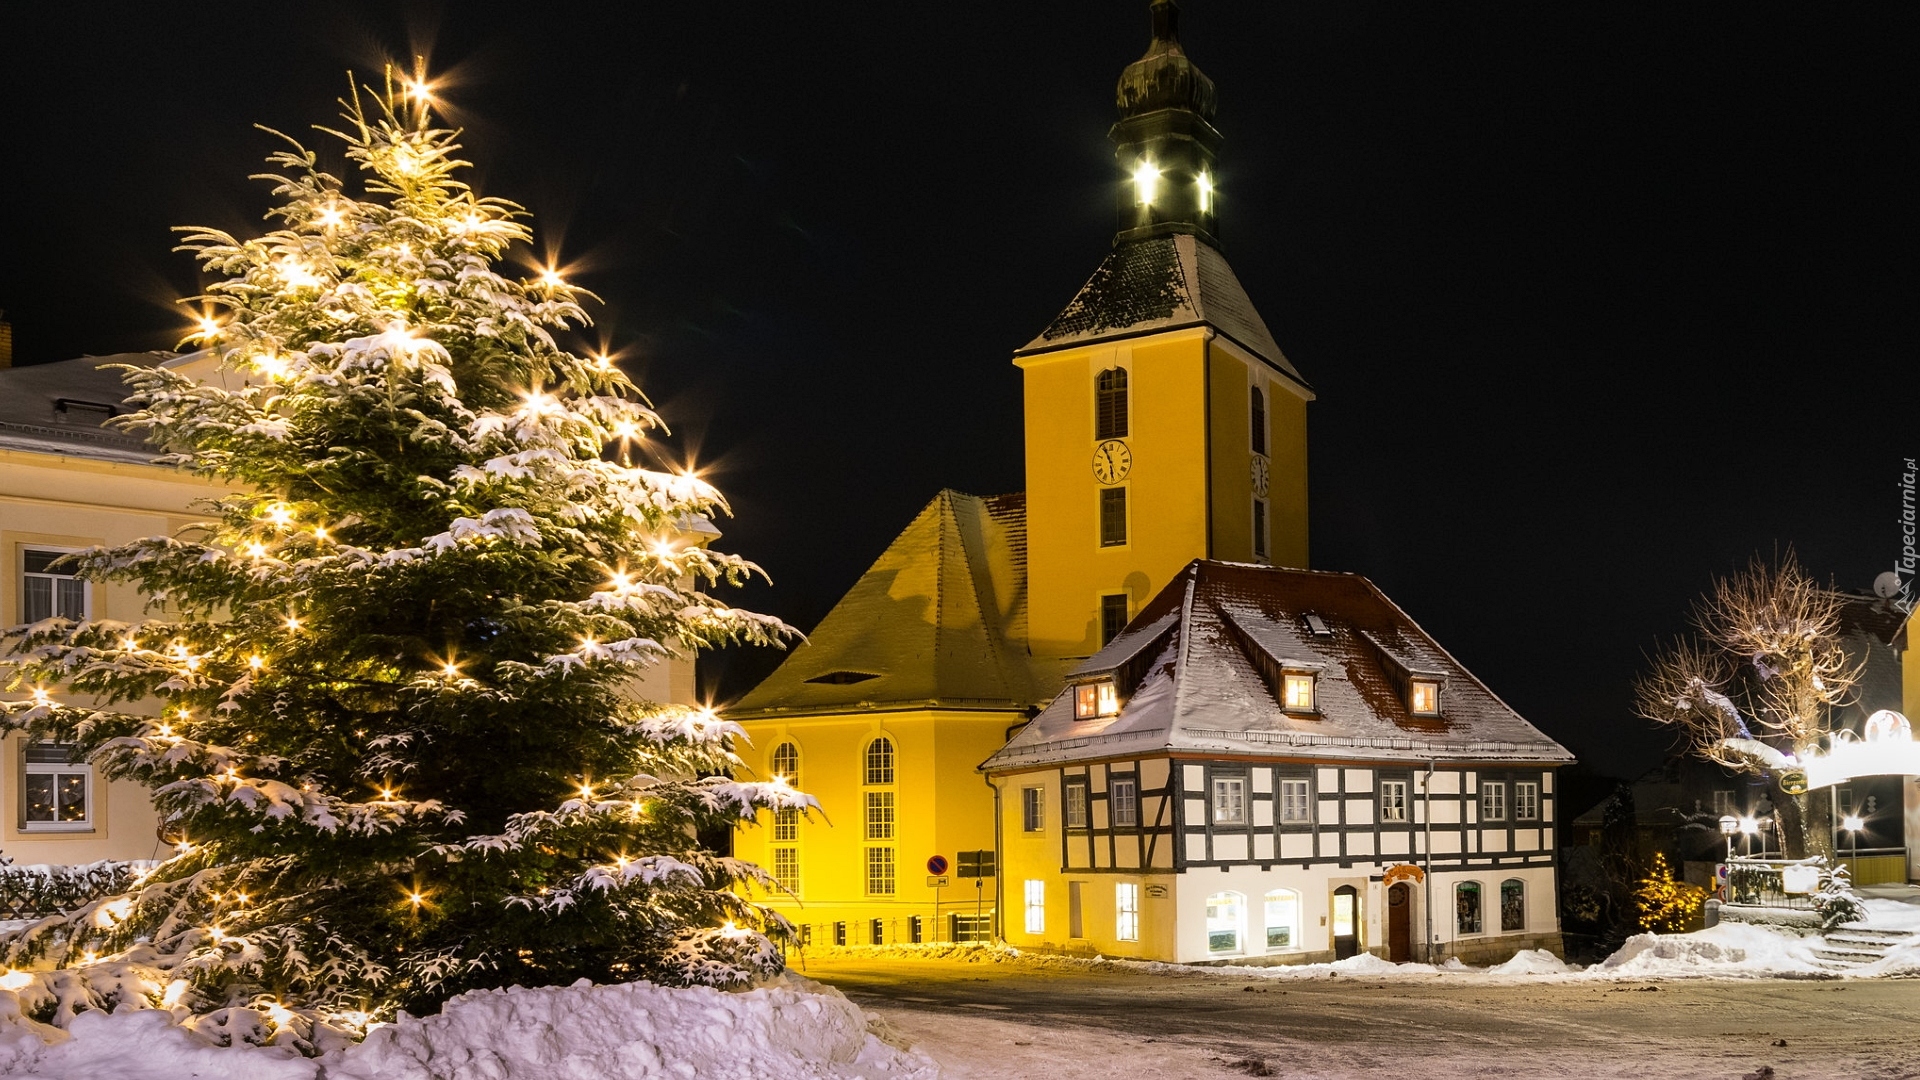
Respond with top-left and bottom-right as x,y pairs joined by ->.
1024,879 -> 1046,933
1264,889 -> 1300,949
1206,891 -> 1244,954
1501,879 -> 1525,932
1116,882 -> 1140,942
1457,882 -> 1483,935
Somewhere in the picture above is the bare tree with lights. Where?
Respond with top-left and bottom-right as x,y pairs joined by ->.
1634,553 -> 1862,862
0,71 -> 806,1045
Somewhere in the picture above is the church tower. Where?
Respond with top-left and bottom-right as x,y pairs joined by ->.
1018,0 -> 1312,662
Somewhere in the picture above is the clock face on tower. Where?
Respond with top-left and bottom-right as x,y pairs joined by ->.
1250,454 -> 1270,497
1092,439 -> 1132,485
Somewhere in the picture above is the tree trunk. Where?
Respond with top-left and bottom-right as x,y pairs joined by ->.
1775,789 -> 1832,861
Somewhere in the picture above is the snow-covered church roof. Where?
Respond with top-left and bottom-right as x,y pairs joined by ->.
1016,234 -> 1309,391
983,560 -> 1574,772
729,490 -> 1057,719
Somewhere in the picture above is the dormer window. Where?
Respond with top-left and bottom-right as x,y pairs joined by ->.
1411,680 -> 1440,715
1074,680 -> 1120,719
1282,673 -> 1315,712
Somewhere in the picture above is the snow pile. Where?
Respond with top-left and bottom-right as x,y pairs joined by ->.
1485,949 -> 1577,976
1595,922 -> 1825,979
0,975 -> 938,1080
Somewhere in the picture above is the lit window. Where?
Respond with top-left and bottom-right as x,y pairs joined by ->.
770,742 -> 799,785
1073,680 -> 1120,720
1481,782 -> 1507,822
1282,673 -> 1315,711
1100,594 -> 1130,646
1206,891 -> 1244,954
1712,789 -> 1734,815
1211,776 -> 1246,825
1457,882 -> 1483,935
1501,879 -> 1525,932
865,791 -> 895,840
1022,786 -> 1044,832
1264,889 -> 1300,949
1279,778 -> 1312,824
1252,499 -> 1268,561
1411,681 -> 1439,715
1099,487 -> 1128,547
866,847 -> 895,896
1025,879 -> 1046,933
1131,160 -> 1160,206
1380,780 -> 1408,823
1198,169 -> 1214,213
1116,883 -> 1140,942
1514,782 -> 1539,821
1110,778 -> 1138,827
23,743 -> 91,831
1095,368 -> 1129,440
22,549 -> 87,623
864,737 -> 895,786
1065,782 -> 1089,829
773,807 -> 798,841
772,848 -> 799,892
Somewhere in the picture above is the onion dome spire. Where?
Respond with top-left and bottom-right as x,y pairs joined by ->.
1111,0 -> 1223,247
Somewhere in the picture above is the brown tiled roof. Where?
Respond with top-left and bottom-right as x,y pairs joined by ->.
983,560 -> 1574,771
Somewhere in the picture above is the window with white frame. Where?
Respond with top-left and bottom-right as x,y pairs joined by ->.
1279,778 -> 1311,824
1024,879 -> 1046,933
770,741 -> 799,785
1380,780 -> 1408,822
1064,781 -> 1089,829
22,549 -> 88,624
1514,782 -> 1539,821
865,790 -> 895,840
1074,680 -> 1120,719
1110,778 -> 1138,827
773,807 -> 798,841
1501,879 -> 1525,932
1206,891 -> 1244,954
1022,786 -> 1044,832
1411,680 -> 1440,715
865,847 -> 895,896
1457,882 -> 1483,935
1712,789 -> 1734,815
1211,775 -> 1246,825
1115,882 -> 1139,942
1282,672 -> 1315,711
772,847 -> 799,892
864,737 -> 895,785
22,743 -> 91,830
1481,781 -> 1507,822
1264,889 -> 1300,949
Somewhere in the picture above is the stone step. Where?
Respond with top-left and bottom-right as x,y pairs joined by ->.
1831,927 -> 1916,941
1812,946 -> 1886,960
1828,932 -> 1911,947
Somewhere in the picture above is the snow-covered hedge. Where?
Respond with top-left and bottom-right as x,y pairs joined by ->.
0,975 -> 938,1080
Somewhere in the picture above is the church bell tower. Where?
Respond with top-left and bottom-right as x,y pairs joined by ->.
1017,0 -> 1312,662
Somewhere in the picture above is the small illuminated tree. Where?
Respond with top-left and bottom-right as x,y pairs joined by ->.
0,72 -> 806,1038
1634,553 -> 1861,861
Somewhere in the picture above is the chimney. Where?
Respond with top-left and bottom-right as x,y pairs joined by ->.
0,309 -> 12,369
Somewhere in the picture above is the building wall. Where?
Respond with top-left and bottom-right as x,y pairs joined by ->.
992,757 -> 1564,964
0,449 -> 219,865
733,708 -> 1017,944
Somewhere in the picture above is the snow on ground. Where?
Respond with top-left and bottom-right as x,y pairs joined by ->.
0,974 -> 937,1080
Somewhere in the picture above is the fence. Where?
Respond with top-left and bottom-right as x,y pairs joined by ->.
0,860 -> 149,922
1724,858 -> 1818,911
1836,849 -> 1908,887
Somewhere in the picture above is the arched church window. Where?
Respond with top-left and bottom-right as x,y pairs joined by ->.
1250,385 -> 1266,456
770,742 -> 799,786
864,736 -> 895,786
1095,368 -> 1129,440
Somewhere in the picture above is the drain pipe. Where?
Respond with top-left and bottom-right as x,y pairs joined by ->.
1424,760 -> 1435,963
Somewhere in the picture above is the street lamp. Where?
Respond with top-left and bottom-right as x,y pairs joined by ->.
1718,815 -> 1740,861
1841,813 -> 1864,874
1738,816 -> 1760,858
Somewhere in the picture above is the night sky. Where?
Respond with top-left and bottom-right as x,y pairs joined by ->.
2,3 -> 1910,783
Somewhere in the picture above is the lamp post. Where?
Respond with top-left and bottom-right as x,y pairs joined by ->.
1718,815 -> 1739,862
1738,816 -> 1760,859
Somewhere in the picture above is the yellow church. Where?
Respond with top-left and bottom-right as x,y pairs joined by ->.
732,1 -> 1572,963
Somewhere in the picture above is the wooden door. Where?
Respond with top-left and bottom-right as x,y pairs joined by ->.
1388,883 -> 1412,962
1332,885 -> 1359,960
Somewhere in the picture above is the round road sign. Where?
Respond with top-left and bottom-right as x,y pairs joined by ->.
926,855 -> 949,875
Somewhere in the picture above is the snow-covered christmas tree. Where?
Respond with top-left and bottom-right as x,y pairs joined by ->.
0,71 -> 809,1043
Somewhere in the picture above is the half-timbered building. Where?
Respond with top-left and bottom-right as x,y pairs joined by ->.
983,560 -> 1574,965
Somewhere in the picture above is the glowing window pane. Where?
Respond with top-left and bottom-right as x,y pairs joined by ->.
1412,681 -> 1439,714
1283,674 -> 1315,710
1116,883 -> 1140,942
1206,891 -> 1243,954
1264,890 -> 1299,949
